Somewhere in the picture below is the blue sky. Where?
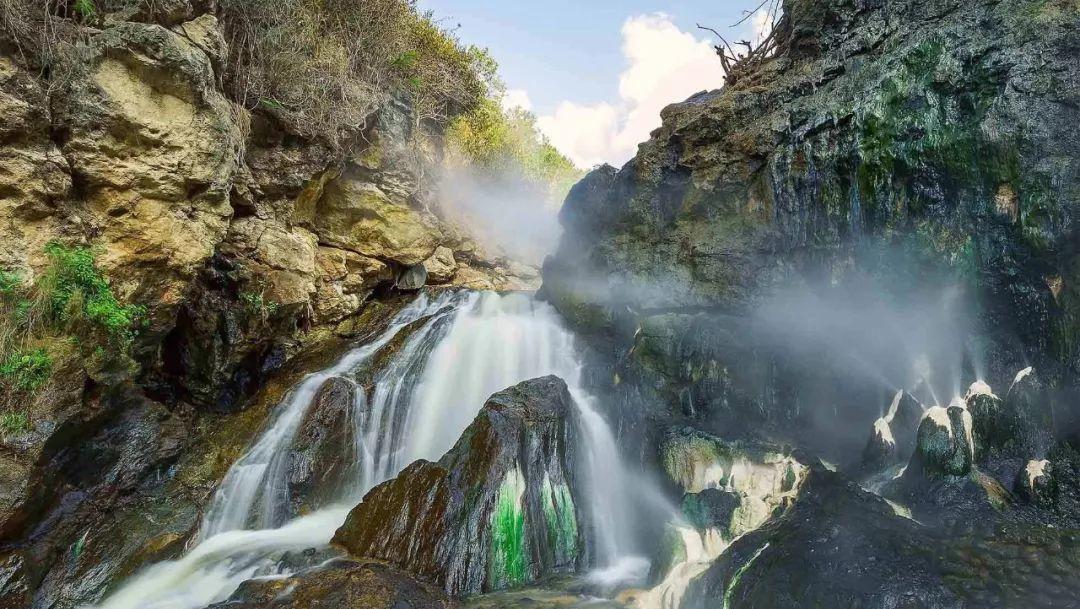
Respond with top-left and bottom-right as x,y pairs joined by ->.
418,1 -> 769,167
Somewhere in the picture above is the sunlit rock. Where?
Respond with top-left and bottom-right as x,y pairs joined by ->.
423,246 -> 458,284
332,376 -> 582,595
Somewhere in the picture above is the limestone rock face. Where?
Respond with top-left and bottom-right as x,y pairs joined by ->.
333,376 -> 583,596
314,171 -> 441,267
53,21 -> 242,334
423,246 -> 458,284
0,58 -> 71,275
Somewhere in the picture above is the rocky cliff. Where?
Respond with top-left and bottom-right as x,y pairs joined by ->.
543,0 -> 1080,606
0,4 -> 534,607
543,0 -> 1080,456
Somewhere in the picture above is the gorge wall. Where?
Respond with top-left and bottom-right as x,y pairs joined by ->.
0,3 -> 535,607
543,0 -> 1080,457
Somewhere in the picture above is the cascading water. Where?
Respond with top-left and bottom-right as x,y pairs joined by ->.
90,290 -> 639,609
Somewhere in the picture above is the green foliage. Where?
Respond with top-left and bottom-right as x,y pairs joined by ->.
73,0 -> 95,20
0,411 -> 29,435
218,0 -> 494,145
240,291 -> 279,319
0,348 -> 52,392
447,97 -> 582,208
42,242 -> 146,348
0,271 -> 21,299
0,243 -> 145,418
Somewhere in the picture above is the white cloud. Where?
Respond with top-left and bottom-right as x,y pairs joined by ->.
501,88 -> 533,112
535,14 -> 726,168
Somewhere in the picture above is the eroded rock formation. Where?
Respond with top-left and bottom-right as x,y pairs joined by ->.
333,376 -> 584,595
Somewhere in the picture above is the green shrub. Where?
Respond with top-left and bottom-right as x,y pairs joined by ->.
73,0 -> 95,21
0,271 -> 20,299
0,348 -> 52,392
218,0 -> 493,145
42,242 -> 146,348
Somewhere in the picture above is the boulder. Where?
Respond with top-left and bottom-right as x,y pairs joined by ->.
423,246 -> 458,284
659,428 -> 804,537
861,390 -> 924,471
287,377 -> 358,516
395,263 -> 428,291
332,376 -> 583,595
1014,459 -> 1055,508
207,559 -> 451,609
912,406 -> 974,478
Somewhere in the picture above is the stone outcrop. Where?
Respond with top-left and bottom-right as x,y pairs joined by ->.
207,559 -> 453,609
683,468 -> 1080,609
287,377 -> 358,516
333,376 -> 583,596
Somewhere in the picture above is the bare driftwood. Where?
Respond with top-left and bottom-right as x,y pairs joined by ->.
698,0 -> 785,86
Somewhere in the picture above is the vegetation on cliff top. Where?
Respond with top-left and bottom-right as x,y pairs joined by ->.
446,97 -> 582,207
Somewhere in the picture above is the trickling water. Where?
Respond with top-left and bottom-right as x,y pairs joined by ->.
91,290 -> 637,609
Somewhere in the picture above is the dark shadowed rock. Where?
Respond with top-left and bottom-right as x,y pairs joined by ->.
684,468 -> 1080,609
332,376 -> 583,596
681,488 -> 739,532
206,559 -> 452,609
288,377 -> 357,516
913,406 -> 974,478
861,391 -> 924,472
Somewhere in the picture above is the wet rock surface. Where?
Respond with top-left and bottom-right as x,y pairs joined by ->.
333,376 -> 583,596
684,467 -> 1080,609
206,558 -> 452,609
541,0 -> 1080,457
287,377 -> 358,516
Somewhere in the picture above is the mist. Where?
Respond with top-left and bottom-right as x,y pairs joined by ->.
436,161 -> 566,267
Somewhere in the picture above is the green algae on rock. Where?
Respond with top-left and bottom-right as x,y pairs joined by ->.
333,376 -> 585,595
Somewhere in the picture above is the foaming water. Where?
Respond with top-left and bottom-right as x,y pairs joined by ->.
91,291 -> 640,609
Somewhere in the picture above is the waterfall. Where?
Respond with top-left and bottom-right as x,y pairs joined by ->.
90,290 -> 637,609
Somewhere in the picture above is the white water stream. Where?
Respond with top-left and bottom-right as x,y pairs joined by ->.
90,290 -> 638,609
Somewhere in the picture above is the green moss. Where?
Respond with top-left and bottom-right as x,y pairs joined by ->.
724,542 -> 770,609
489,467 -> 527,589
540,475 -> 578,564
